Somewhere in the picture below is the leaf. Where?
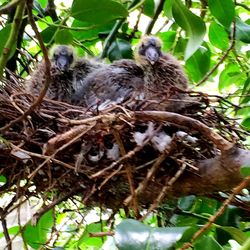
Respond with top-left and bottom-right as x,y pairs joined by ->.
55,29 -> 73,44
241,118 -> 250,131
71,0 -> 128,25
114,219 -> 188,250
218,226 -> 248,244
0,24 -> 17,60
0,226 -> 20,239
186,44 -> 211,82
107,39 -> 133,61
240,165 -> 250,177
194,236 -> 223,250
0,175 -> 7,186
178,195 -> 196,211
40,26 -> 57,43
208,22 -> 229,50
163,0 -> 174,18
172,0 -> 206,60
78,222 -> 105,248
71,19 -> 115,40
208,0 -> 235,28
36,0 -> 48,8
240,78 -> 250,104
143,0 -> 155,18
23,210 -> 54,249
236,18 -> 250,43
159,31 -> 176,51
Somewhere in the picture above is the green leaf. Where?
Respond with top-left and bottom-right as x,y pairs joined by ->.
218,226 -> 248,244
240,78 -> 250,104
114,219 -> 188,250
236,18 -> 250,43
163,0 -> 174,18
194,236 -> 223,250
107,39 -> 133,61
172,0 -> 206,60
71,0 -> 128,25
218,64 -> 246,91
186,44 -> 211,82
0,226 -> 20,238
0,175 -> 7,186
208,0 -> 235,28
208,22 -> 229,50
71,20 -> 115,40
23,210 -> 54,249
55,29 -> 73,44
36,0 -> 48,8
159,31 -> 176,51
78,222 -> 105,248
178,195 -> 196,211
40,26 -> 57,43
143,0 -> 155,18
240,165 -> 250,177
241,118 -> 250,130
0,24 -> 17,60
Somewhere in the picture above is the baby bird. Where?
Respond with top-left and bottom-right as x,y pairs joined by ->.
72,59 -> 144,110
26,45 -> 103,104
135,36 -> 189,111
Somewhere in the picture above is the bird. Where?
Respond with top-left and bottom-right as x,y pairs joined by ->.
72,58 -> 145,110
134,36 -> 189,111
25,45 -> 103,104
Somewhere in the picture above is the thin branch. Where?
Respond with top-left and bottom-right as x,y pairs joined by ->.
0,208 -> 11,250
235,2 -> 250,12
0,0 -> 21,15
180,176 -> 250,250
100,0 -> 139,59
0,0 -> 51,133
0,0 -> 25,76
145,0 -> 165,35
196,20 -> 236,86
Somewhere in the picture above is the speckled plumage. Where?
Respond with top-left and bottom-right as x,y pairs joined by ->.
73,59 -> 144,109
25,45 -> 103,104
135,36 -> 189,111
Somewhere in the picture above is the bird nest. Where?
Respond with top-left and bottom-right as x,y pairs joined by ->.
0,76 -> 246,211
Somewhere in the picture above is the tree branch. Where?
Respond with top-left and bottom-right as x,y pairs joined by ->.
0,0 -> 51,133
145,0 -> 165,35
0,0 -> 22,15
0,0 -> 25,77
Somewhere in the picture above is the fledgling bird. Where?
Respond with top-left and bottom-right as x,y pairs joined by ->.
26,45 -> 103,104
72,59 -> 145,110
135,36 -> 189,111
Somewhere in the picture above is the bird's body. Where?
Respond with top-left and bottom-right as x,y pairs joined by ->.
26,45 -> 103,104
73,59 -> 144,110
135,36 -> 189,111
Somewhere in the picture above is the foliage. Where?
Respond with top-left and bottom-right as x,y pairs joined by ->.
0,0 -> 250,249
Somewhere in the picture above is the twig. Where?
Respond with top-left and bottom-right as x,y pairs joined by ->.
0,0 -> 22,15
196,20 -> 236,86
89,231 -> 114,237
100,0 -> 139,58
0,0 -> 51,133
235,2 -> 250,12
0,208 -> 11,250
112,129 -> 139,217
180,176 -> 250,250
0,0 -> 25,76
145,0 -> 165,35
140,162 -> 187,221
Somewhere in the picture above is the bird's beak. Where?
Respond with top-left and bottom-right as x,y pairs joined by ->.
145,46 -> 160,65
56,55 -> 70,71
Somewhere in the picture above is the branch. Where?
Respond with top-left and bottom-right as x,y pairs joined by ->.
196,20 -> 236,86
0,208 -> 11,250
0,0 -> 51,133
145,0 -> 165,35
180,176 -> 250,250
134,111 -> 233,151
0,0 -> 25,76
0,0 -> 21,15
235,2 -> 250,12
100,0 -> 139,59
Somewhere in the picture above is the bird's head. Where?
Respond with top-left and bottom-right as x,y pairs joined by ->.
135,36 -> 162,65
50,45 -> 75,72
